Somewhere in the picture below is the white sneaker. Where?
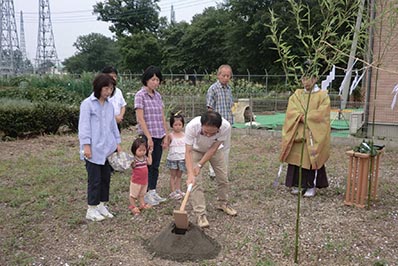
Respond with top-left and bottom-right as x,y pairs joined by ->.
291,187 -> 300,195
144,192 -> 159,206
97,204 -> 114,218
169,191 -> 182,200
150,190 -> 167,203
304,188 -> 316,197
176,189 -> 185,197
86,207 -> 105,221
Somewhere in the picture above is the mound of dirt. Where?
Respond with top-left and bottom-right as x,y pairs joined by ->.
145,222 -> 221,262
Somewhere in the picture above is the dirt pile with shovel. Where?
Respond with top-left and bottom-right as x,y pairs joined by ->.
145,222 -> 221,262
146,183 -> 220,261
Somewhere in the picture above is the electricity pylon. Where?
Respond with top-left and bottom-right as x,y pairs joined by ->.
19,10 -> 26,59
35,0 -> 58,73
0,0 -> 20,75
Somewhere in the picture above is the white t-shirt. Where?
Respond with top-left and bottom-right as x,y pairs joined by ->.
185,116 -> 231,153
167,132 -> 185,161
109,87 -> 127,116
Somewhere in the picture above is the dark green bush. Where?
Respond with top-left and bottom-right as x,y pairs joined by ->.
65,108 -> 80,132
21,73 -> 93,96
0,86 -> 83,105
121,105 -> 137,128
0,100 -> 38,137
0,76 -> 29,87
0,99 -> 79,138
34,102 -> 78,134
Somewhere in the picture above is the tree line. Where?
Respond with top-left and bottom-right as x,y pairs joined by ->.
62,0 -> 365,76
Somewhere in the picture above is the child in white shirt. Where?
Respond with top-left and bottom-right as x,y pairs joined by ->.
165,112 -> 186,200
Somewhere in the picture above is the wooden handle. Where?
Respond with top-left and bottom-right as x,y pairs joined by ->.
179,184 -> 193,211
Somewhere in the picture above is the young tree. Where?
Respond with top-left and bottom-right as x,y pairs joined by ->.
267,0 -> 366,263
268,0 -> 364,81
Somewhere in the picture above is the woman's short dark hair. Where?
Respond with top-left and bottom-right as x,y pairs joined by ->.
131,137 -> 147,155
101,66 -> 118,75
92,74 -> 116,99
200,110 -> 222,128
142,65 -> 163,86
169,112 -> 185,127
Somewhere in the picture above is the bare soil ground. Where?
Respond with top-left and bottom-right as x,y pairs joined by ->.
0,128 -> 397,265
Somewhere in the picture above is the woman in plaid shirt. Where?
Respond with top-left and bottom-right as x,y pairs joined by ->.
134,66 -> 169,206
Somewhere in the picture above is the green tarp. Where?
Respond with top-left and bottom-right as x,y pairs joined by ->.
232,110 -> 362,138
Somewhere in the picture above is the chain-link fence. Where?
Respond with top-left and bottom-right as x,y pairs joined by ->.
3,71 -> 394,139
161,94 -> 396,140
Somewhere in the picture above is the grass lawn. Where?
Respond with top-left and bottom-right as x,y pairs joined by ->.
0,128 -> 397,265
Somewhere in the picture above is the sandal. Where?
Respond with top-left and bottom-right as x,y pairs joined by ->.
139,203 -> 152,210
128,205 -> 141,216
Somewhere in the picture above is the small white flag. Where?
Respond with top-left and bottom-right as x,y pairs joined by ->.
321,65 -> 336,91
391,84 -> 398,110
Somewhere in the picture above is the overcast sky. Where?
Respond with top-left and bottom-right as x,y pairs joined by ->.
14,0 -> 218,62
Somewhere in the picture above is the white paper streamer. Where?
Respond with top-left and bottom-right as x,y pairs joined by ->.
273,163 -> 284,187
391,83 -> 398,110
314,169 -> 318,187
278,164 -> 283,178
321,65 -> 336,91
349,70 -> 365,95
309,131 -> 317,186
338,59 -> 358,95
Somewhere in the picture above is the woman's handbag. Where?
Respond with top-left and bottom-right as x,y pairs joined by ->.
107,151 -> 134,172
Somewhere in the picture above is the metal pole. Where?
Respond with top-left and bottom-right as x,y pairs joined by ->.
341,0 -> 366,110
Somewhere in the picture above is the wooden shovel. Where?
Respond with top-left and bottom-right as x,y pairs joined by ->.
173,183 -> 193,230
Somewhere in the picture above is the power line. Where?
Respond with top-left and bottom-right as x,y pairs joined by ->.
18,0 -> 216,14
16,0 -> 218,23
21,9 -> 93,15
159,0 -> 216,8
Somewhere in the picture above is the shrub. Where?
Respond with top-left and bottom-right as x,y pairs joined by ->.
0,98 -> 79,139
120,105 -> 137,129
0,86 -> 83,106
0,99 -> 38,138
